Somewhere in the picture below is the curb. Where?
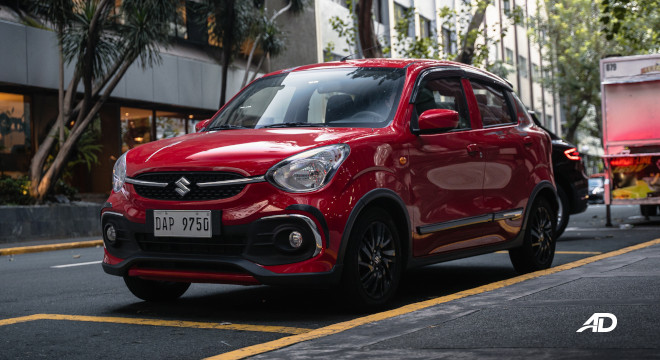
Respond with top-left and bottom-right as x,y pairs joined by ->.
0,240 -> 103,256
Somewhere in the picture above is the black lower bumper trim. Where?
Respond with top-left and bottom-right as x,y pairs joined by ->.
102,255 -> 342,287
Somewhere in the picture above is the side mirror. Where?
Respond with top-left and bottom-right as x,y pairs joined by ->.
195,119 -> 211,132
418,109 -> 459,133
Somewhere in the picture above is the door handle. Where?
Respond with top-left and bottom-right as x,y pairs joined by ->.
523,136 -> 534,147
467,144 -> 481,157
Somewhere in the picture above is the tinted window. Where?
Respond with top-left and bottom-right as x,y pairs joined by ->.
470,81 -> 515,127
415,77 -> 470,130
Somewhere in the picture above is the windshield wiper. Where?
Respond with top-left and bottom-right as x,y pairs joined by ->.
259,122 -> 328,128
207,124 -> 250,130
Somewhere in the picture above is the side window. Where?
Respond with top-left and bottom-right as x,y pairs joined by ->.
470,81 -> 515,127
510,92 -> 534,125
415,77 -> 470,129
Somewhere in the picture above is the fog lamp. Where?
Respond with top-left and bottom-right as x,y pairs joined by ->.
289,231 -> 303,248
105,224 -> 117,243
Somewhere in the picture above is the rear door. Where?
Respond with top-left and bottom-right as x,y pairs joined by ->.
467,80 -> 534,238
408,73 -> 490,257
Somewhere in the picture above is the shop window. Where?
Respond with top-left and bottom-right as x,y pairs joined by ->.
156,111 -> 187,139
121,107 -> 205,152
121,107 -> 152,153
0,92 -> 31,172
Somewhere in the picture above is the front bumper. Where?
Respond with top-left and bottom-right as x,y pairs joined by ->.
101,208 -> 341,286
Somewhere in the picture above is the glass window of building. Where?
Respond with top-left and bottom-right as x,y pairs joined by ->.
121,107 -> 152,153
503,0 -> 511,14
505,48 -> 514,65
0,92 -> 31,171
394,4 -> 414,38
532,63 -> 540,81
170,0 -> 188,40
156,111 -> 187,139
442,27 -> 455,55
373,0 -> 383,24
518,55 -> 528,78
419,16 -> 432,39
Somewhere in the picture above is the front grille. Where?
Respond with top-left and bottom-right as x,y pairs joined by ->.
133,172 -> 246,201
135,233 -> 246,256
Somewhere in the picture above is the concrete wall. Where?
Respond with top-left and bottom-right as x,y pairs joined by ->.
0,203 -> 102,243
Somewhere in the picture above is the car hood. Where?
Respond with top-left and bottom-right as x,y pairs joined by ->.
125,128 -> 369,177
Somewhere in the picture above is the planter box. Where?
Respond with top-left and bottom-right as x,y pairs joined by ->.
0,203 -> 102,243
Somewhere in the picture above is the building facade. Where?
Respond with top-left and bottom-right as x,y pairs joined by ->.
318,0 -> 562,134
0,1 -> 318,193
0,0 -> 562,195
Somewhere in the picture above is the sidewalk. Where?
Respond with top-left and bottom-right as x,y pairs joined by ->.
243,239 -> 660,360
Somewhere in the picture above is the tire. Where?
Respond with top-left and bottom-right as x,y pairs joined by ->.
509,198 -> 557,274
555,186 -> 570,239
342,208 -> 402,309
123,276 -> 190,302
640,205 -> 658,217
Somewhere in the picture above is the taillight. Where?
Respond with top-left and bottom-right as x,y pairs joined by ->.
564,147 -> 581,161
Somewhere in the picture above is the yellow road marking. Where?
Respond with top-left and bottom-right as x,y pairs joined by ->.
0,314 -> 310,335
555,251 -> 603,255
0,240 -> 103,256
207,238 -> 660,360
495,250 -> 602,255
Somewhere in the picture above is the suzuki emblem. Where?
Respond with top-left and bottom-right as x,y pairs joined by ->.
174,177 -> 191,197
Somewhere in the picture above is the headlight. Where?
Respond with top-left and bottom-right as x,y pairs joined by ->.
112,152 -> 127,193
266,144 -> 350,193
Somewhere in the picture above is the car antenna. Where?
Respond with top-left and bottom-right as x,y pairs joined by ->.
340,53 -> 356,62
339,46 -> 382,62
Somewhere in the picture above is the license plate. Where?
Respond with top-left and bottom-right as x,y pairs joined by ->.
154,210 -> 212,238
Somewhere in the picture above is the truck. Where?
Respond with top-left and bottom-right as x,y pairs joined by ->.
600,54 -> 660,216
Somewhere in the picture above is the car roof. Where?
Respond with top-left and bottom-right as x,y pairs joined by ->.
268,58 -> 512,89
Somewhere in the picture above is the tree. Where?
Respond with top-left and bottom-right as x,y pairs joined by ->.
538,0 -> 608,144
25,0 -> 177,201
452,0 -> 491,65
203,0 -> 255,107
241,0 -> 307,88
335,0 -> 510,69
538,0 -> 659,145
599,0 -> 660,53
356,0 -> 382,58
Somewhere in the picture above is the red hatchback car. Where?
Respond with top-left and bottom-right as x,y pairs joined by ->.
102,59 -> 557,307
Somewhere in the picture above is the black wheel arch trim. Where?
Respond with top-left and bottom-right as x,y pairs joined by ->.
336,188 -> 412,270
518,180 -> 559,241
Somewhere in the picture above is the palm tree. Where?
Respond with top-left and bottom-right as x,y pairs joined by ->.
27,0 -> 178,201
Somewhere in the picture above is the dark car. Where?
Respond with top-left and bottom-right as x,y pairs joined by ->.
530,112 -> 588,237
102,59 -> 558,307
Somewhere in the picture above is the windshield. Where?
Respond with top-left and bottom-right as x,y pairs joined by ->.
589,178 -> 604,188
208,67 -> 406,130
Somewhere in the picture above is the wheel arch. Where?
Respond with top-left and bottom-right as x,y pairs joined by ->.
524,181 -> 559,234
336,189 -> 412,271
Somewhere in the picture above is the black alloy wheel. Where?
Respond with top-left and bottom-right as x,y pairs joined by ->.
343,208 -> 401,308
509,198 -> 556,273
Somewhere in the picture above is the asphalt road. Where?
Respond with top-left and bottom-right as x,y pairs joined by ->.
0,204 -> 658,359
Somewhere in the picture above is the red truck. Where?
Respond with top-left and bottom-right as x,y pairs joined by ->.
600,54 -> 660,216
